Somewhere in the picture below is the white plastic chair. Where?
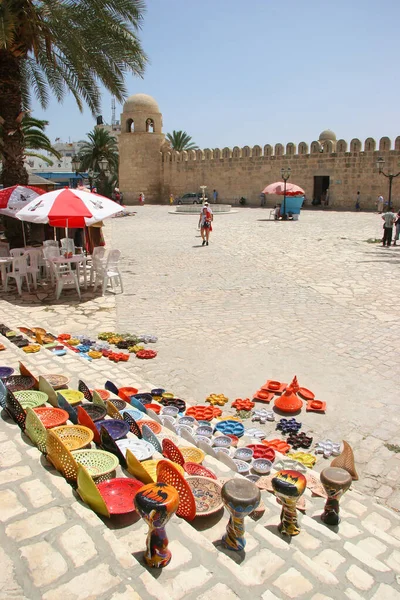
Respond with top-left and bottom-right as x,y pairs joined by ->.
60,238 -> 75,254
5,254 -> 30,295
10,248 -> 27,257
49,261 -> 81,300
93,249 -> 123,295
24,249 -> 41,290
43,246 -> 67,283
43,240 -> 59,248
89,247 -> 107,286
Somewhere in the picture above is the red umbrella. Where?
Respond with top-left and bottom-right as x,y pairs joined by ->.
0,185 -> 45,217
0,185 -> 46,247
262,182 -> 305,196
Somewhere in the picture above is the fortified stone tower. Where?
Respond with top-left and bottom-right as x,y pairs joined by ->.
118,93 -> 164,204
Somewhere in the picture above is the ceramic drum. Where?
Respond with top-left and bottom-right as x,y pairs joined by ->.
271,470 -> 306,536
221,478 -> 260,551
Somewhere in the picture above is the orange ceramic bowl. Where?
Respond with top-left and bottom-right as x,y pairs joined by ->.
118,387 -> 139,401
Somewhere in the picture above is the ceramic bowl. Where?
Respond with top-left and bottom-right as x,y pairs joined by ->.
161,406 -> 179,417
214,447 -> 231,455
252,458 -> 272,475
151,388 -> 165,396
178,416 -> 197,427
233,459 -> 251,475
234,447 -> 254,462
196,425 -> 213,438
195,435 -> 211,445
268,380 -> 281,390
160,415 -> 176,426
175,424 -> 194,436
212,435 -> 232,448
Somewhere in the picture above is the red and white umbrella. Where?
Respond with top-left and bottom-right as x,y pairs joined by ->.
0,185 -> 45,217
262,182 -> 305,196
16,188 -> 122,228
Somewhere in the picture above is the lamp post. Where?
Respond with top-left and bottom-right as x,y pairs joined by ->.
281,166 -> 291,218
71,155 -> 83,187
377,157 -> 400,210
98,157 -> 109,196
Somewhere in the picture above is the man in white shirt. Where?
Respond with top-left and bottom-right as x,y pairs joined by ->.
382,209 -> 396,246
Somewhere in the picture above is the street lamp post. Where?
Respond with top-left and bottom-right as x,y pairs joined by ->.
377,157 -> 400,210
281,166 -> 291,218
97,157 -> 109,196
71,155 -> 82,187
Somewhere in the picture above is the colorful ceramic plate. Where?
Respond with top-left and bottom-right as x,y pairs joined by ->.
14,390 -> 47,409
3,375 -> 36,392
246,444 -> 276,461
137,420 -> 162,435
252,458 -> 272,475
214,420 -> 245,437
116,438 -> 154,461
233,459 -> 251,475
52,425 -> 94,450
58,389 -> 84,406
92,389 -> 111,401
109,398 -> 127,411
233,447 -> 254,462
120,407 -> 143,422
95,419 -> 130,440
185,476 -> 223,516
81,404 -> 107,422
44,374 -> 70,389
273,458 -> 307,473
298,387 -> 315,400
96,478 -> 143,515
33,407 -> 69,428
186,405 -> 215,422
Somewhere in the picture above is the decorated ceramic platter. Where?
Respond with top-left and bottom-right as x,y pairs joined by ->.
116,438 -> 154,461
185,476 -> 223,516
273,458 -> 308,473
120,407 -> 143,422
233,459 -> 251,475
43,374 -> 70,389
214,420 -> 245,437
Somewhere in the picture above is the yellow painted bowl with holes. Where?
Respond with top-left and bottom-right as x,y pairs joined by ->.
88,350 -> 102,359
179,447 -> 205,464
58,389 -> 84,405
22,344 -> 41,353
141,459 -> 184,481
14,390 -> 47,409
52,425 -> 94,450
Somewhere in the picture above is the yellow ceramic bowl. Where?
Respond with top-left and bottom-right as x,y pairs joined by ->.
58,389 -> 84,405
68,338 -> 80,346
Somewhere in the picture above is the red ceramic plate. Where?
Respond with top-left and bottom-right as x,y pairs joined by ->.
262,439 -> 291,454
186,406 -> 215,422
183,462 -> 218,480
262,380 -> 287,394
247,444 -> 276,461
306,400 -> 326,413
137,420 -> 162,434
96,478 -> 143,514
226,434 -> 239,447
118,387 -> 139,401
33,407 -> 69,428
298,387 -> 315,401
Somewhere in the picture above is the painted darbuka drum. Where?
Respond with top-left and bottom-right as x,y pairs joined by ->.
320,467 -> 352,526
221,479 -> 260,551
271,470 -> 306,536
134,482 -> 179,568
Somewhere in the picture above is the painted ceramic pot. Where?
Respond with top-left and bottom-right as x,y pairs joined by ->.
274,387 -> 303,414
134,482 -> 179,568
320,467 -> 352,526
271,470 -> 306,536
221,479 -> 261,551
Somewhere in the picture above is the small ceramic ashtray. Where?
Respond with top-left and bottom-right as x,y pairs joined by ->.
245,428 -> 266,440
151,388 -> 165,396
176,424 -> 194,436
160,415 -> 176,426
161,406 -> 179,417
196,425 -> 213,438
234,447 -> 254,462
268,381 -> 281,390
274,458 -> 307,473
178,416 -> 197,427
195,435 -> 212,445
246,474 -> 260,483
233,459 -> 251,475
252,458 -> 272,475
212,435 -> 232,448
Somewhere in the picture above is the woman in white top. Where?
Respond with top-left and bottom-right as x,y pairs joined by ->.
198,202 -> 213,246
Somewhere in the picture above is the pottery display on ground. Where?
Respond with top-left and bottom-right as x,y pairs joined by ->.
221,478 -> 261,551
271,469 -> 307,536
320,467 -> 352,526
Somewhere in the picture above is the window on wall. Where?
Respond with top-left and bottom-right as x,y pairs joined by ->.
126,119 -> 134,132
146,118 -> 155,133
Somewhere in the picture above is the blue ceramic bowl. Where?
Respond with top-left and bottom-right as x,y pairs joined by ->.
214,420 -> 245,438
132,393 -> 153,405
0,367 -> 15,379
151,388 -> 165,396
120,407 -> 143,421
95,419 -> 130,440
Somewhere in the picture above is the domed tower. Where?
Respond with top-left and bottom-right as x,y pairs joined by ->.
319,129 -> 337,151
119,93 -> 165,204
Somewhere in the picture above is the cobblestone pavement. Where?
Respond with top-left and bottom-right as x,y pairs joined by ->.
1,208 -> 400,599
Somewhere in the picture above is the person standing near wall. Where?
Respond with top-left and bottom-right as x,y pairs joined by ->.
213,189 -> 218,203
393,210 -> 400,246
377,195 -> 384,213
381,208 -> 396,247
355,191 -> 361,211
198,201 -> 213,246
139,192 -> 145,205
169,193 -> 174,206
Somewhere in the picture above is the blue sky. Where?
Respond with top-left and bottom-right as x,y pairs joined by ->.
33,0 -> 400,149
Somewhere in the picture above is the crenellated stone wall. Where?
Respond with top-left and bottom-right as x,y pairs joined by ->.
160,136 -> 400,209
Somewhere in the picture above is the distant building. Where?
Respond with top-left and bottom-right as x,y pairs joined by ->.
25,140 -> 86,188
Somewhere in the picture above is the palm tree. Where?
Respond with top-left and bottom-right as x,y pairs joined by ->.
0,0 -> 147,187
166,130 -> 198,152
78,128 -> 119,174
0,115 -> 61,167
78,127 -> 119,196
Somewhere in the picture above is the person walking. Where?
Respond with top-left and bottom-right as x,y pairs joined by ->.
213,189 -> 218,203
169,193 -> 174,206
393,210 -> 400,246
381,208 -> 396,247
377,195 -> 384,213
198,201 -> 213,246
355,191 -> 361,211
139,192 -> 145,205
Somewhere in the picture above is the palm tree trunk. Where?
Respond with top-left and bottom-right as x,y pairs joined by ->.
0,50 -> 28,186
